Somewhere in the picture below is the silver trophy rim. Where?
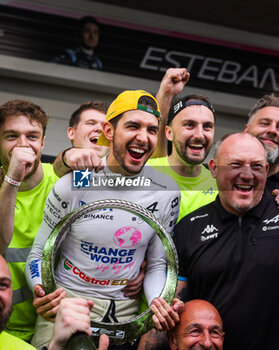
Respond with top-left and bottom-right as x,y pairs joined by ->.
41,199 -> 178,344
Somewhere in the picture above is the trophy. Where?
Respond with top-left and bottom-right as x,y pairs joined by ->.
41,199 -> 178,348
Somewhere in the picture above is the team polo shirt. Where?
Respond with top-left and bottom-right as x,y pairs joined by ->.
173,192 -> 279,350
148,156 -> 217,221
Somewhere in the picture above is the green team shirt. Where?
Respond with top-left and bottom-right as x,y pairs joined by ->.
3,163 -> 59,342
148,156 -> 218,221
0,331 -> 35,350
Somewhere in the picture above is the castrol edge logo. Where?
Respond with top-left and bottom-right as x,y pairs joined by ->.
64,259 -> 129,286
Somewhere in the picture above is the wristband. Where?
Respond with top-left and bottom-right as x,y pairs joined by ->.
61,147 -> 73,169
4,175 -> 22,187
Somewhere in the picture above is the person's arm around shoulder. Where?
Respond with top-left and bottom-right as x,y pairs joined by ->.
53,146 -> 104,178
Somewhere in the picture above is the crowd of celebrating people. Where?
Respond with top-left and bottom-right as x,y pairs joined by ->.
0,67 -> 278,350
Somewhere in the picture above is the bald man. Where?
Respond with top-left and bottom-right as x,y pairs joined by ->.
174,133 -> 279,350
167,300 -> 224,350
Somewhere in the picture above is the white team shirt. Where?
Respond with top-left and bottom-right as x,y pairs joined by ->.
25,159 -> 180,304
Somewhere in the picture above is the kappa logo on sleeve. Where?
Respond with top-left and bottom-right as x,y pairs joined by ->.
73,169 -> 91,188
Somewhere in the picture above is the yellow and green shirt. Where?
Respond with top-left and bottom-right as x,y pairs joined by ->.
3,163 -> 59,342
148,156 -> 218,221
0,331 -> 35,350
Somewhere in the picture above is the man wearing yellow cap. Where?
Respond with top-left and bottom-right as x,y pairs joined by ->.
25,90 -> 181,349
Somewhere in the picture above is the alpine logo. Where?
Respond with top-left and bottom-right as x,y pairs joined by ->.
201,224 -> 218,241
263,214 -> 279,225
202,187 -> 215,196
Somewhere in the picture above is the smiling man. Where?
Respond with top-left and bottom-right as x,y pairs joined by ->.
173,132 -> 279,350
67,101 -> 108,149
148,94 -> 217,221
99,92 -> 160,175
25,90 -> 181,349
244,94 -> 279,192
167,300 -> 224,350
65,100 -> 109,161
0,99 -> 108,342
0,100 -> 61,342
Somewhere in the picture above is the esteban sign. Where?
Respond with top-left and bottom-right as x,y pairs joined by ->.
140,46 -> 279,96
1,4 -> 279,98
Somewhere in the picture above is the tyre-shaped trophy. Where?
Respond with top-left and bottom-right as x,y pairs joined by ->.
41,199 -> 178,347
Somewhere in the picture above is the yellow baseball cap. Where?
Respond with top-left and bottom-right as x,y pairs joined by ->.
97,90 -> 161,146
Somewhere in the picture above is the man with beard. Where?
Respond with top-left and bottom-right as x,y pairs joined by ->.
244,94 -> 279,192
54,100 -> 144,300
25,90 -> 182,349
148,94 -> 217,221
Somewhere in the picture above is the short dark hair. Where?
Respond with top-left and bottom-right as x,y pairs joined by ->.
0,100 -> 48,136
138,95 -> 157,110
248,94 -> 279,123
80,16 -> 100,29
69,101 -> 108,128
